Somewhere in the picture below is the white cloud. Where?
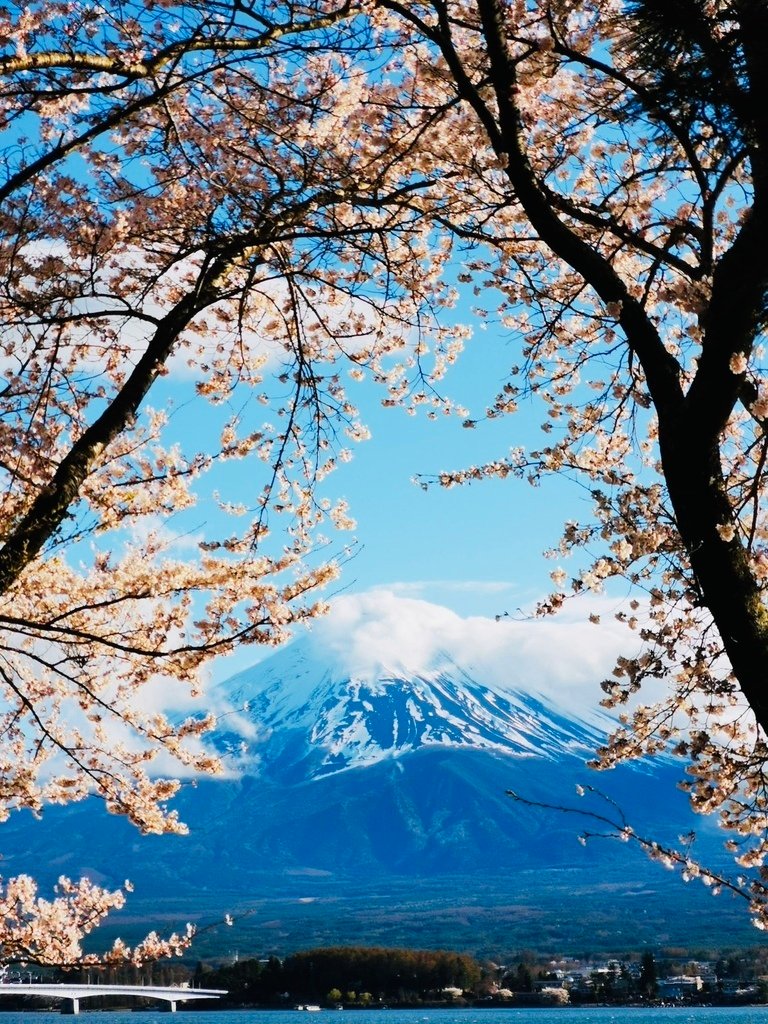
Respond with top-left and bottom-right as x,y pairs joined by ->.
303,588 -> 639,720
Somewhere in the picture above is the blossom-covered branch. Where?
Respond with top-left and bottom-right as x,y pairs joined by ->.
508,785 -> 768,931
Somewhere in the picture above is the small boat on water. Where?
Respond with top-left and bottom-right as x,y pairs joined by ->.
295,1005 -> 322,1011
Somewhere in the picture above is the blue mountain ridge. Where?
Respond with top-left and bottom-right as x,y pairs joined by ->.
1,637 -> 755,956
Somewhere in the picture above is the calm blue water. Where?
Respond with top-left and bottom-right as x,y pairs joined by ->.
0,1009 -> 766,1024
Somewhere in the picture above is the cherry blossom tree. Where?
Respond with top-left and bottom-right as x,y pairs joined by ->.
371,0 -> 768,925
0,0 -> 470,963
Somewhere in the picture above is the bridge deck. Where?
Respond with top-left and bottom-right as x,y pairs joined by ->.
0,982 -> 227,1014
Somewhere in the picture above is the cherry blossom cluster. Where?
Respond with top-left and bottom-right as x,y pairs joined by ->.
0,874 -> 195,966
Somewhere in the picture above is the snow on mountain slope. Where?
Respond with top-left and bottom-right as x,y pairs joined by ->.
213,593 -> 620,780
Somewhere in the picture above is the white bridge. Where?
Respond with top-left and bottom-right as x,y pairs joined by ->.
0,981 -> 227,1014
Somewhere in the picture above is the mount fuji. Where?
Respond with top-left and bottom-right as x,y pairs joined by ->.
2,594 -> 754,955
214,635 -> 611,782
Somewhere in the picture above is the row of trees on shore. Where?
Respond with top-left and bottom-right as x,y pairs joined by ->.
183,945 -> 768,1007
194,946 -> 483,1006
8,944 -> 768,1010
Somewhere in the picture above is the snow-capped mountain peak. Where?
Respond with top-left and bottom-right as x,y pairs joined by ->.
215,633 -> 608,781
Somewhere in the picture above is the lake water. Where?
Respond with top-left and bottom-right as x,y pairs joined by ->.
0,1009 -> 766,1024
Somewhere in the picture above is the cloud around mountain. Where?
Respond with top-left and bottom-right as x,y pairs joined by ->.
300,588 -> 635,721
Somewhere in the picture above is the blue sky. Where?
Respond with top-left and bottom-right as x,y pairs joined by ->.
163,311 -> 581,616
328,348 -> 572,617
